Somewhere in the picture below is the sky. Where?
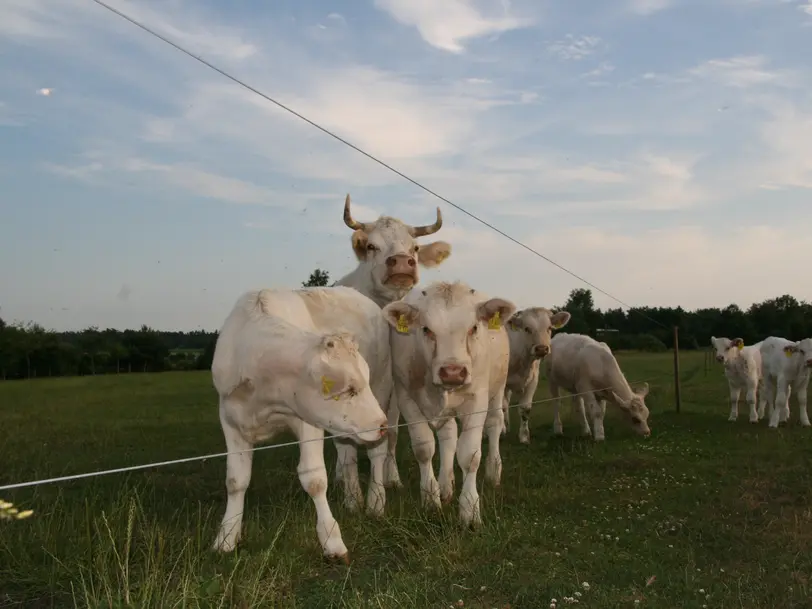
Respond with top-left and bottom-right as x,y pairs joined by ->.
2,0 -> 812,331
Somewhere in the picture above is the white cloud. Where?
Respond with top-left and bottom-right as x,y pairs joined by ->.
547,35 -> 602,61
802,1 -> 812,15
373,0 -> 533,52
628,0 -> 674,15
688,55 -> 795,88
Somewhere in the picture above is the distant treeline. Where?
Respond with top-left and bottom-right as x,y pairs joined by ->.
0,271 -> 809,381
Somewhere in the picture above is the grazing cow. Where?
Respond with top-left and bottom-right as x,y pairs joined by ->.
709,336 -> 766,423
382,281 -> 516,528
544,333 -> 651,441
332,194 -> 452,502
211,287 -> 390,562
502,307 -> 572,444
759,336 -> 812,428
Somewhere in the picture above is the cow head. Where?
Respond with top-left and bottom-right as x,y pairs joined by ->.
382,281 -> 516,391
343,194 -> 452,305
294,332 -> 388,445
610,382 -> 651,437
783,337 -> 812,368
710,336 -> 744,363
508,307 -> 571,360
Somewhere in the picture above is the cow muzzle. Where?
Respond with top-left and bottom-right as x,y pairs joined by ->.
385,254 -> 417,287
532,344 -> 550,358
715,355 -> 724,362
436,363 -> 469,388
806,359 -> 812,368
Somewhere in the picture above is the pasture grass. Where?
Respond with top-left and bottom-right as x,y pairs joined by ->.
1,351 -> 811,608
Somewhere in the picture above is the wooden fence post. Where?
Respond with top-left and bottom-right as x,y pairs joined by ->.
673,326 -> 681,414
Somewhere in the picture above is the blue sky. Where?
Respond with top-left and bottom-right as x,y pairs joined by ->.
2,0 -> 812,331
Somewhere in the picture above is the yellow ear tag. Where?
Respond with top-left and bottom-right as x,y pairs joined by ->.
785,348 -> 794,358
737,343 -> 744,351
321,376 -> 334,396
488,311 -> 501,330
435,251 -> 448,263
396,314 -> 409,334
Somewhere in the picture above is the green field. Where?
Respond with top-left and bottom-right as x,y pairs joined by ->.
1,351 -> 811,608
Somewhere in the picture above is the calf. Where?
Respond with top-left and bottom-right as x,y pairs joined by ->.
544,333 -> 651,440
382,281 -> 516,528
332,194 -> 452,503
502,307 -> 572,444
709,336 -> 766,422
760,336 -> 812,428
210,287 -> 390,562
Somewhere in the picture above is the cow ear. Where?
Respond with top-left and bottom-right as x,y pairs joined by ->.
550,310 -> 571,330
382,301 -> 420,334
477,298 -> 516,330
417,241 -> 451,268
351,230 -> 369,261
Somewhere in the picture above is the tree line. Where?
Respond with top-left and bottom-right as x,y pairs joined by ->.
0,267 -> 808,381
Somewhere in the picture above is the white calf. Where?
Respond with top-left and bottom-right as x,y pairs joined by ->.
544,333 -> 651,441
502,307 -> 572,444
382,281 -> 516,528
760,336 -> 812,428
210,287 -> 389,562
709,336 -> 766,422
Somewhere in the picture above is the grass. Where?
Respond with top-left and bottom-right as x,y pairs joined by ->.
1,351 -> 811,608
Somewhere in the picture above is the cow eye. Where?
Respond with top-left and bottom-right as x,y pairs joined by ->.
525,328 -> 532,334
468,325 -> 477,336
366,243 -> 378,251
422,327 -> 435,340
631,416 -> 641,424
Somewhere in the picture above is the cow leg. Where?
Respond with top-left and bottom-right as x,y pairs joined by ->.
518,376 -> 539,445
365,439 -> 388,518
334,440 -> 364,513
484,393 -> 504,486
383,397 -> 403,489
575,394 -> 591,436
746,380 -> 759,423
399,391 -> 441,509
794,375 -> 810,427
769,377 -> 790,428
585,393 -> 605,441
295,421 -> 348,562
212,406 -> 253,553
502,388 -> 512,435
437,417 -> 459,504
756,377 -> 768,420
728,383 -> 741,421
550,382 -> 564,436
456,398 -> 488,529
762,376 -> 776,422
781,385 -> 792,423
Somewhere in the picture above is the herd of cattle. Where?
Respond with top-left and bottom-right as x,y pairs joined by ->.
205,196 -> 809,564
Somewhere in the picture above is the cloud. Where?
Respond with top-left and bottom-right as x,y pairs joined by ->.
373,0 -> 533,52
627,0 -> 674,15
547,35 -> 602,61
687,55 -> 796,88
802,1 -> 812,15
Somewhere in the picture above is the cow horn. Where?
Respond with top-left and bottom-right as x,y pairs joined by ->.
343,194 -> 373,232
409,207 -> 443,237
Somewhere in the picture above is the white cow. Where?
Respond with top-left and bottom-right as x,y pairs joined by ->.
210,287 -> 390,562
760,336 -> 812,428
709,336 -> 766,423
502,307 -> 572,444
544,333 -> 651,441
332,194 -> 452,501
381,281 -> 516,528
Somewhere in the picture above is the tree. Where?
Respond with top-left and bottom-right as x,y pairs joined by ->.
303,268 -> 330,287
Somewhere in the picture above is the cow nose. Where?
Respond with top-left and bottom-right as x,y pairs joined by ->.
716,355 -> 723,362
806,359 -> 812,367
386,254 -> 416,269
533,344 -> 550,357
438,364 -> 468,385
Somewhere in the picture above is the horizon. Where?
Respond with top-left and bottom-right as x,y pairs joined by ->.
2,0 -> 812,332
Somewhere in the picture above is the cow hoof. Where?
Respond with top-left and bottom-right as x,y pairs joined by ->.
325,552 -> 350,566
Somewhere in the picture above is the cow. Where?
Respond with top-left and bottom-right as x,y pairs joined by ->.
760,336 -> 812,428
502,307 -> 572,444
709,336 -> 766,423
331,194 -> 452,507
381,281 -> 516,528
544,333 -> 651,441
210,287 -> 390,562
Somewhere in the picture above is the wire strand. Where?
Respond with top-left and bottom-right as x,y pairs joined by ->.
86,0 -> 670,332
0,375 -> 665,492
